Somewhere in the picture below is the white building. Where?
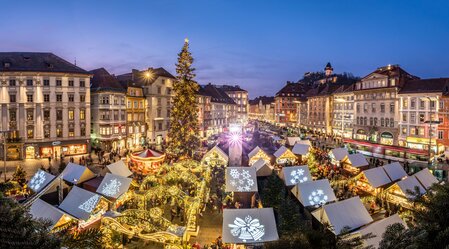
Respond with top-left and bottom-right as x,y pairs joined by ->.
0,52 -> 91,160
217,85 -> 248,123
332,84 -> 355,138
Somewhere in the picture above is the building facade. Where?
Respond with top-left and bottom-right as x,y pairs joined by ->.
197,88 -> 212,138
90,68 -> 127,152
275,82 -> 308,126
0,52 -> 91,160
217,85 -> 248,123
332,84 -> 355,139
305,84 -> 341,135
248,96 -> 275,123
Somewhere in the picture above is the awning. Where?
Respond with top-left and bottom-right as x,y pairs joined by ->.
292,179 -> 337,207
225,167 -> 258,192
280,165 -> 312,186
222,208 -> 279,244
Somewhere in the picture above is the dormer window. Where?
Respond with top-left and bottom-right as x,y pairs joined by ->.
46,62 -> 54,68
3,62 -> 10,68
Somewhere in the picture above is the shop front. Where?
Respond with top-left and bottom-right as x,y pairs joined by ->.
39,140 -> 89,158
25,145 -> 38,159
406,136 -> 444,155
5,143 -> 23,160
355,129 -> 367,140
380,132 -> 394,145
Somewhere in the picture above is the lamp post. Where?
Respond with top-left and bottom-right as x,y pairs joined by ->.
1,130 -> 11,182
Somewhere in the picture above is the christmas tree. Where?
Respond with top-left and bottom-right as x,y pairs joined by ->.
167,38 -> 200,159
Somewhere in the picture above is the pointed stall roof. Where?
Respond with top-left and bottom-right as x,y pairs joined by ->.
203,145 -> 229,162
30,199 -> 72,229
225,167 -> 258,192
28,170 -> 56,193
394,176 -> 426,199
59,186 -> 102,220
383,162 -> 407,181
330,148 -> 349,161
296,139 -> 312,146
292,179 -> 337,207
273,146 -> 293,158
346,153 -> 369,168
355,214 -> 406,249
62,163 -> 96,184
96,173 -> 133,199
292,143 -> 310,156
251,158 -> 273,177
222,208 -> 279,244
360,167 -> 392,188
106,160 -> 133,178
280,165 -> 312,186
286,137 -> 301,146
414,168 -> 438,189
312,196 -> 373,235
248,146 -> 268,160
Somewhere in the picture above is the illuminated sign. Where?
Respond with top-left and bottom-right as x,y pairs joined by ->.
308,189 -> 328,207
100,178 -> 122,197
78,195 -> 100,213
289,168 -> 308,184
228,215 -> 265,242
229,168 -> 255,192
29,171 -> 47,192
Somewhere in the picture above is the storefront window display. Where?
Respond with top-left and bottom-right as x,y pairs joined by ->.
380,132 -> 394,145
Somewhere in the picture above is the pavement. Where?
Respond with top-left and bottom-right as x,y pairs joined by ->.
190,207 -> 223,247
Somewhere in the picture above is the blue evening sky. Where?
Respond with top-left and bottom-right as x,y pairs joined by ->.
1,0 -> 449,97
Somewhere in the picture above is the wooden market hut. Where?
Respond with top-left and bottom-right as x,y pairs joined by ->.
201,145 -> 229,167
382,162 -> 408,182
273,146 -> 297,165
291,179 -> 337,208
280,165 -> 312,186
286,136 -> 301,146
385,175 -> 426,208
251,158 -> 273,177
247,146 -> 271,166
414,168 -> 439,189
225,167 -> 258,208
355,167 -> 392,195
329,147 -> 349,166
342,153 -> 369,175
30,198 -> 75,231
292,143 -> 311,162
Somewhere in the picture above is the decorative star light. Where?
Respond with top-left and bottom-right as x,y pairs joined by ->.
78,195 -> 100,213
29,171 -> 46,191
101,178 -> 122,197
229,168 -> 255,192
308,189 -> 328,207
289,168 -> 308,184
229,215 -> 265,242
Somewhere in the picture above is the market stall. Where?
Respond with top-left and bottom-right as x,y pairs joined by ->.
30,198 -> 75,231
28,169 -> 56,193
201,145 -> 229,167
355,167 -> 392,195
105,160 -> 133,178
385,175 -> 426,207
279,165 -> 312,186
225,167 -> 258,208
292,143 -> 310,161
291,179 -> 337,207
129,149 -> 165,175
96,173 -> 133,210
273,146 -> 297,165
382,162 -> 408,182
286,136 -> 301,146
248,146 -> 271,166
312,196 -> 373,235
251,158 -> 273,177
62,163 -> 96,185
414,168 -> 439,189
329,148 -> 349,166
342,153 -> 369,175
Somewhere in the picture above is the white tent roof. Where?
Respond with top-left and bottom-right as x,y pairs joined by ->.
273,146 -> 292,158
347,153 -> 369,168
280,165 -> 312,186
62,163 -> 96,184
355,214 -> 406,249
382,162 -> 407,181
30,199 -> 70,228
203,145 -> 229,162
395,176 -> 426,199
330,148 -> 349,161
28,170 -> 56,193
296,139 -> 312,146
223,208 -> 279,244
225,167 -> 258,192
286,137 -> 301,146
106,160 -> 133,177
292,179 -> 337,207
251,158 -> 273,177
312,196 -> 373,235
96,173 -> 132,199
59,186 -> 102,220
292,143 -> 310,156
414,168 -> 438,190
361,167 -> 392,188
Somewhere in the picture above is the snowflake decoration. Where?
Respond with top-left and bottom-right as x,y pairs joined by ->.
228,169 -> 255,192
289,168 -> 308,184
100,178 -> 122,197
229,215 -> 265,242
29,171 -> 47,191
308,189 -> 328,207
78,195 -> 100,213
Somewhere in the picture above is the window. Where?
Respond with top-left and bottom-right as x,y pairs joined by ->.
56,110 -> 63,120
363,103 -> 368,112
374,117 -> 378,126
26,79 -> 33,86
80,95 -> 85,102
68,126 -> 74,137
380,103 -> 385,113
129,126 -> 133,133
44,94 -> 50,102
68,94 -> 74,102
390,103 -> 395,113
157,86 -> 161,94
56,79 -> 62,86
27,110 -> 34,121
27,127 -> 34,139
56,126 -> 63,137
44,126 -> 50,138
56,94 -> 62,102
419,113 -> 425,123
157,109 -> 162,117
420,99 -> 425,109
385,118 -> 390,127
100,96 -> 109,104
68,80 -> 74,87
402,113 -> 407,122
27,94 -> 33,102
158,122 -> 163,131
44,110 -> 50,121
410,113 -> 416,123
402,127 -> 407,135
157,98 -> 162,106
371,103 -> 376,113
403,98 -> 408,108
9,79 -> 16,86
370,117 -> 373,126
9,109 -> 17,121
419,127 -> 425,136
439,130 -> 444,139
80,80 -> 85,87
134,101 -> 137,108
43,79 -> 50,86
410,98 -> 416,109
430,100 -> 436,109
68,110 -> 74,120
390,118 -> 394,127
114,126 -> 119,134
410,126 -> 416,135
9,94 -> 16,103
80,126 -> 86,136
80,109 -> 85,120
381,118 -> 384,126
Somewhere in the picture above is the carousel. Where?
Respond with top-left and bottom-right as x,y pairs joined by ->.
129,149 -> 166,175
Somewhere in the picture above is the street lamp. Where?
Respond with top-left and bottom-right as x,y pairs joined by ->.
1,130 -> 12,182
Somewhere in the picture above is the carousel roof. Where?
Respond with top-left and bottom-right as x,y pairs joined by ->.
106,160 -> 133,177
330,148 -> 349,161
225,167 -> 258,192
361,167 -> 392,188
382,162 -> 407,181
346,153 -> 369,168
280,165 -> 312,186
292,179 -> 337,207
59,186 -> 102,220
62,163 -> 96,184
96,173 -> 132,199
133,149 -> 164,158
222,208 -> 279,244
414,168 -> 438,189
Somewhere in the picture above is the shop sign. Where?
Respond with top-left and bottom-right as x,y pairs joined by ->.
381,132 -> 393,138
52,141 -> 61,146
406,137 -> 436,145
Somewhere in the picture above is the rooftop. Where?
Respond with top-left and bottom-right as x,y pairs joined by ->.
398,78 -> 449,94
90,68 -> 126,93
200,84 -> 236,104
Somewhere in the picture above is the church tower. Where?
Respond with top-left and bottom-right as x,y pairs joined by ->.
325,62 -> 333,76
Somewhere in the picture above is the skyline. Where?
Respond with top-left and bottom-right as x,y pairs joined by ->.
2,0 -> 449,97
